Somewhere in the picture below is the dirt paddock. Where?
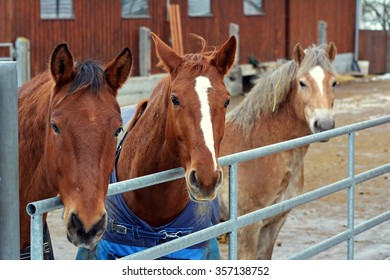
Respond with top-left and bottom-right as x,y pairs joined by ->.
47,76 -> 390,260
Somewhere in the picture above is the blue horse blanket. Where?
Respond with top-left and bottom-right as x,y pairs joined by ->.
76,106 -> 221,260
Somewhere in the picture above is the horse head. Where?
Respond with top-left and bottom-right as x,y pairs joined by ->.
293,42 -> 337,136
151,33 -> 236,201
46,43 -> 132,249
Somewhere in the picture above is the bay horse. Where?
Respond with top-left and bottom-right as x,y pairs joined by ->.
219,42 -> 337,259
77,32 -> 237,259
18,43 -> 132,259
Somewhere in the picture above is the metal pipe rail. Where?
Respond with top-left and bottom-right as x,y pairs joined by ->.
27,115 -> 390,260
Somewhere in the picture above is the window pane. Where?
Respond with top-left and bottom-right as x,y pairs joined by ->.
188,0 -> 211,17
58,0 -> 73,18
40,0 -> 74,19
244,0 -> 263,15
122,0 -> 149,17
40,0 -> 57,19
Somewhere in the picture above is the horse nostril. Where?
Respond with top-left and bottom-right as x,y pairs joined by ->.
314,120 -> 320,131
90,213 -> 107,236
217,170 -> 223,186
71,213 -> 83,232
189,170 -> 198,188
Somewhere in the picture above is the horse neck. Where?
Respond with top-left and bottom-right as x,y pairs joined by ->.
18,75 -> 54,249
230,85 -> 310,148
117,77 -> 189,227
19,76 -> 57,198
264,87 -> 310,141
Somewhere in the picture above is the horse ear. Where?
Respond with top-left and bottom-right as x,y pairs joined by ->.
293,43 -> 305,66
105,48 -> 132,93
151,32 -> 182,73
127,98 -> 148,131
211,35 -> 237,76
326,42 -> 337,62
50,43 -> 74,84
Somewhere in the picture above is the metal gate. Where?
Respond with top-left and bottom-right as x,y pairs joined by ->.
27,115 -> 390,260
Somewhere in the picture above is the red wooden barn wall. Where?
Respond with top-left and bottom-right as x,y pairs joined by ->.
359,30 -> 388,74
0,0 -> 356,77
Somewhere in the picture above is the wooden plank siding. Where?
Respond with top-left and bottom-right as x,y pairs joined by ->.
286,0 -> 356,57
0,0 -> 356,77
359,30 -> 388,74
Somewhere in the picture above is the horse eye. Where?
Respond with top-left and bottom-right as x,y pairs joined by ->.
50,122 -> 61,134
114,127 -> 123,137
332,81 -> 338,87
171,95 -> 180,106
299,81 -> 307,88
224,99 -> 231,108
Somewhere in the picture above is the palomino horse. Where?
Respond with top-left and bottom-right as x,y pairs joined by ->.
77,33 -> 237,259
18,43 -> 132,259
219,42 -> 337,259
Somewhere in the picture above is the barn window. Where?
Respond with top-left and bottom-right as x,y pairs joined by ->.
40,0 -> 74,19
188,0 -> 212,17
244,0 -> 264,15
122,0 -> 149,18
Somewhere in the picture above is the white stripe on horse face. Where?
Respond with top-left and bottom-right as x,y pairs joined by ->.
194,76 -> 217,171
309,66 -> 325,95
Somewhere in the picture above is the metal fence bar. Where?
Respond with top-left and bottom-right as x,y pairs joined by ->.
0,43 -> 15,61
27,116 -> 390,259
0,62 -> 19,260
289,210 -> 390,260
228,163 -> 238,260
121,163 -> 390,260
30,214 -> 43,260
218,116 -> 390,166
347,132 -> 355,260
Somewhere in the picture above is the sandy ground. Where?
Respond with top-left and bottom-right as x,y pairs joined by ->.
46,76 -> 390,260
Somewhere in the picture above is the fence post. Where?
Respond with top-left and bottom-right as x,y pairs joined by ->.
0,61 -> 19,260
318,20 -> 327,45
139,27 -> 151,76
229,23 -> 239,64
225,23 -> 242,96
15,37 -> 31,87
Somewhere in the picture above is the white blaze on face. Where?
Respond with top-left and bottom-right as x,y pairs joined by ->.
195,76 -> 217,171
309,65 -> 325,95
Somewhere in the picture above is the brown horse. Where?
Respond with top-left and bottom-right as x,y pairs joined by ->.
18,43 -> 132,259
77,33 -> 237,260
219,42 -> 337,259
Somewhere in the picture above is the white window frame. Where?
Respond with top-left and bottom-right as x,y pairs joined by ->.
40,0 -> 74,20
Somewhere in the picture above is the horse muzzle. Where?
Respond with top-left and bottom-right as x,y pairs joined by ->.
310,110 -> 335,141
66,212 -> 107,249
186,168 -> 223,201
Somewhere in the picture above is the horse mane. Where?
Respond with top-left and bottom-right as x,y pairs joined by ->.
227,44 -> 335,132
66,60 -> 106,96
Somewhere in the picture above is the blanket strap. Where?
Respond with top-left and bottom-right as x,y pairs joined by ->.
108,218 -> 193,241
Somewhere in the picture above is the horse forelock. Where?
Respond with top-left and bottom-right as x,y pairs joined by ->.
67,61 -> 106,96
228,44 -> 335,134
298,44 -> 335,76
169,51 -> 217,78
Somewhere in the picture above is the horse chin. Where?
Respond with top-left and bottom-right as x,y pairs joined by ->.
66,231 -> 102,250
186,185 -> 217,202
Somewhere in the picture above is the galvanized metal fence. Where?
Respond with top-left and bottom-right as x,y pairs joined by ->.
27,115 -> 390,260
